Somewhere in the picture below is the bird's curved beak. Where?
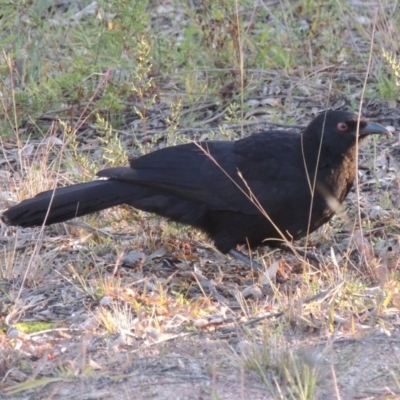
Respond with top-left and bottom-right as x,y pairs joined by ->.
359,122 -> 390,138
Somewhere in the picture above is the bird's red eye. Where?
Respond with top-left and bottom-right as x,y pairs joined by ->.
337,122 -> 348,131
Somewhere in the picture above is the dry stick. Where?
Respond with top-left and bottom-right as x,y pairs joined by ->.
233,0 -> 245,135
195,142 -> 294,271
301,110 -> 323,245
354,15 -> 377,265
301,81 -> 337,254
2,53 -> 21,149
192,271 -> 228,303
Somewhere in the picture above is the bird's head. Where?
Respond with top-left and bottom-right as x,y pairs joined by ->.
304,110 -> 389,153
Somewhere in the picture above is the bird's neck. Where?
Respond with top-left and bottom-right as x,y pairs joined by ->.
302,138 -> 358,202
318,145 -> 358,202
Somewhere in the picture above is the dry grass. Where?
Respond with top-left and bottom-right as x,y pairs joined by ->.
1,0 -> 400,399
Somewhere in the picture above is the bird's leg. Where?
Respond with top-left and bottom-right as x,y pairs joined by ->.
228,249 -> 263,271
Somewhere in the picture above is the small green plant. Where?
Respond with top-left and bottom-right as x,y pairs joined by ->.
225,101 -> 241,124
379,50 -> 400,99
96,113 -> 127,167
13,321 -> 53,334
59,119 -> 97,178
383,50 -> 400,86
232,327 -> 319,399
131,36 -> 158,123
165,99 -> 183,145
376,74 -> 398,99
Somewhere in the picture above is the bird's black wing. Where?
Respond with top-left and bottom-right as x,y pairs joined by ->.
97,131 -> 310,217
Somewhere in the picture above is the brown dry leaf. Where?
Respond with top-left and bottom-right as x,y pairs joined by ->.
259,260 -> 279,284
392,294 -> 400,309
89,358 -> 103,370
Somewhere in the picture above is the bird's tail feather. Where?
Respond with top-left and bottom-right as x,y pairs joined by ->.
2,180 -> 139,227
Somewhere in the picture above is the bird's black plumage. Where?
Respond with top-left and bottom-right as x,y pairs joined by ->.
1,111 -> 388,260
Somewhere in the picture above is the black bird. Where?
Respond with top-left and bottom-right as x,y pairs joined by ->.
1,111 -> 388,269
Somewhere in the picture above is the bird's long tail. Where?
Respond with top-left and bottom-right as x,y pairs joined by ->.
2,180 -> 139,227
